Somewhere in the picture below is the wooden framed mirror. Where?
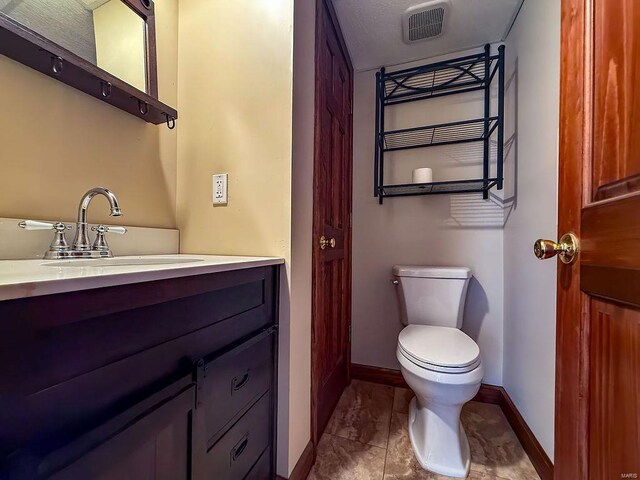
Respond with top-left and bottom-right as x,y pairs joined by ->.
0,0 -> 177,126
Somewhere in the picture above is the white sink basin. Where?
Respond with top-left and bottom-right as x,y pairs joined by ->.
44,256 -> 204,267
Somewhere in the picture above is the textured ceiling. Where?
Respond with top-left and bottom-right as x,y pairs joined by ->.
333,0 -> 524,71
73,0 -> 110,11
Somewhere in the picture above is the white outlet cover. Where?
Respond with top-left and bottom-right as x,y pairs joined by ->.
212,173 -> 228,205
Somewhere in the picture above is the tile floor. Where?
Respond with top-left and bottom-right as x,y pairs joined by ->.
308,380 -> 540,480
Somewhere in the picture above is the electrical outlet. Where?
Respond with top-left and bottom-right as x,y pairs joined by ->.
212,174 -> 228,205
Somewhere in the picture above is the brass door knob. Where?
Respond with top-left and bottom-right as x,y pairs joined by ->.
533,233 -> 579,264
319,236 -> 336,250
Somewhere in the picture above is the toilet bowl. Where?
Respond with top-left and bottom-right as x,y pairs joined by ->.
392,266 -> 483,478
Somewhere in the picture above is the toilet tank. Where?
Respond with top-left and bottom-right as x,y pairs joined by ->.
392,265 -> 472,328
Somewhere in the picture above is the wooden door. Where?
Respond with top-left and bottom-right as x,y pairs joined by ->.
311,0 -> 353,447
554,0 -> 640,477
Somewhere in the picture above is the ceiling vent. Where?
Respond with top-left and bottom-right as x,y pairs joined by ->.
402,1 -> 451,44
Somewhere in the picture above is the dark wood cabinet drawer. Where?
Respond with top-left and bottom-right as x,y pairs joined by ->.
206,392 -> 271,480
202,329 -> 275,446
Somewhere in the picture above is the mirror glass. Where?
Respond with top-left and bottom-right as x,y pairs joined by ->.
0,0 -> 147,93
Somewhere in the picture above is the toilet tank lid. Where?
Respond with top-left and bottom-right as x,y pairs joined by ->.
392,265 -> 472,279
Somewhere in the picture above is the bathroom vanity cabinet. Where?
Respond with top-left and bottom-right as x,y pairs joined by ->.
0,265 -> 279,480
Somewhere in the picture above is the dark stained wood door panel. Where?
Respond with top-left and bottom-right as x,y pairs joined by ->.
588,300 -> 640,478
556,0 -> 640,477
311,0 -> 353,447
592,0 -> 640,201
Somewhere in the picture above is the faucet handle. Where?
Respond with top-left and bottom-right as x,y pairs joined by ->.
19,220 -> 71,255
91,225 -> 127,251
19,220 -> 71,232
91,225 -> 127,234
104,226 -> 127,235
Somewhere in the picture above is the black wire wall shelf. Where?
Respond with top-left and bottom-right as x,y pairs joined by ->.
380,178 -> 499,198
374,44 -> 506,203
382,117 -> 499,152
382,53 -> 500,105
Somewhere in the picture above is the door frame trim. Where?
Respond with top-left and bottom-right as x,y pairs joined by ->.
310,0 -> 354,455
555,0 -> 591,476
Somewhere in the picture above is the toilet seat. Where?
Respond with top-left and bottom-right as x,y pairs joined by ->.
398,325 -> 481,374
399,347 -> 481,374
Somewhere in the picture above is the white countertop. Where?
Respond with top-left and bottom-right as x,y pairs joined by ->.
0,255 -> 284,301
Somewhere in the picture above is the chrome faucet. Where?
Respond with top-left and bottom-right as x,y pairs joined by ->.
72,187 -> 123,250
19,187 -> 127,259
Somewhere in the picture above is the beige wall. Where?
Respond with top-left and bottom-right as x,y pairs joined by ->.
0,0 -> 179,229
2,0 -> 306,473
0,0 -> 305,473
93,0 -> 146,92
176,0 -> 302,476
176,0 -> 293,259
352,49 -> 505,386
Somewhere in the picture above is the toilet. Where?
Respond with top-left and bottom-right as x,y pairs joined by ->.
392,265 -> 483,478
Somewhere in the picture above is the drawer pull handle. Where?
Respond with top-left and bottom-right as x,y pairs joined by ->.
232,370 -> 250,392
231,435 -> 249,462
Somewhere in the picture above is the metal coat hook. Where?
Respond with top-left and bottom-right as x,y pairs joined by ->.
101,81 -> 112,98
51,56 -> 63,75
138,100 -> 149,116
165,114 -> 176,130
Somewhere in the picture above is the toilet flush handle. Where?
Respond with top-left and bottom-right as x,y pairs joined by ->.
391,279 -> 399,285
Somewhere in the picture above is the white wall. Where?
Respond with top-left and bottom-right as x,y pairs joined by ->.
280,0 -> 316,475
352,49 -> 506,386
502,0 -> 560,459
